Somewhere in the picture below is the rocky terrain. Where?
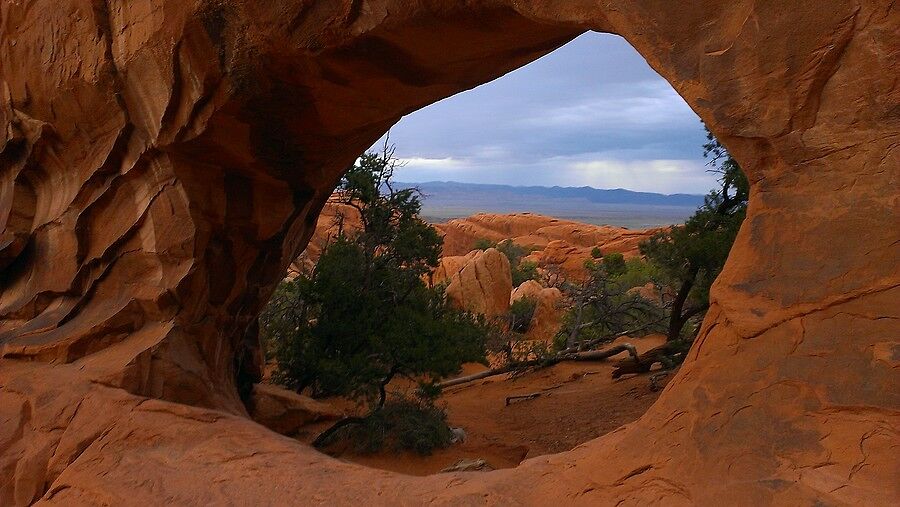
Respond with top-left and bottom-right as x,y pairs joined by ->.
436,212 -> 661,255
443,248 -> 513,319
1,1 -> 896,506
296,205 -> 660,283
300,335 -> 670,476
439,212 -> 664,283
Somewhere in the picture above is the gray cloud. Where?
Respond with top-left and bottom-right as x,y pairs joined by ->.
374,32 -> 714,194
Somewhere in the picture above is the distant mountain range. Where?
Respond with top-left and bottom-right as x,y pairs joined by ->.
399,181 -> 706,207
394,181 -> 705,229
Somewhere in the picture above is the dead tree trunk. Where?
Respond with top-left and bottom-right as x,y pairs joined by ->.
436,343 -> 640,389
611,342 -> 688,378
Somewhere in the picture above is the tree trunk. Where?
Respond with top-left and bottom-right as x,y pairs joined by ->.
311,416 -> 367,448
376,366 -> 399,410
566,302 -> 585,349
435,365 -> 516,389
667,268 -> 698,342
313,366 -> 398,447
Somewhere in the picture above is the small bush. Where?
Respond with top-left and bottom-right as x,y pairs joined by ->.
512,260 -> 539,286
555,259 -> 668,350
496,239 -> 528,266
508,296 -> 538,333
615,257 -> 661,290
492,240 -> 538,286
601,253 -> 626,277
590,246 -> 603,259
339,398 -> 453,455
472,238 -> 495,251
552,331 -> 568,351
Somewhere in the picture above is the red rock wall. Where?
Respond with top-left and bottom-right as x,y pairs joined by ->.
444,247 -> 513,318
435,212 -> 663,257
435,212 -> 662,281
1,1 -> 897,505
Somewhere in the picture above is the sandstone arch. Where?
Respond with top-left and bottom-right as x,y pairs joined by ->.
1,1 -> 897,504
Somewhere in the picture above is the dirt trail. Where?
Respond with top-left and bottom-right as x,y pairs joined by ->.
300,335 -> 669,476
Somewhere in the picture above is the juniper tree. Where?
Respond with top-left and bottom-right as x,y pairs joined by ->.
261,142 -> 488,449
640,128 -> 749,342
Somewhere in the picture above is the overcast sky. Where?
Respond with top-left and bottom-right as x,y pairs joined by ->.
376,32 -> 716,195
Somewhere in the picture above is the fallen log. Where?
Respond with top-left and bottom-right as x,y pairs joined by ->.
436,365 -> 517,389
437,343 -> 640,390
569,343 -> 638,362
611,342 -> 686,378
505,392 -> 542,405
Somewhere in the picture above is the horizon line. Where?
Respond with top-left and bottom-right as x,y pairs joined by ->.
392,180 -> 706,197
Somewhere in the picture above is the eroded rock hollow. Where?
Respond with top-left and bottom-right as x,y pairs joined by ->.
1,1 -> 897,504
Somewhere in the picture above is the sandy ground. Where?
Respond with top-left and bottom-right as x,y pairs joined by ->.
298,334 -> 669,476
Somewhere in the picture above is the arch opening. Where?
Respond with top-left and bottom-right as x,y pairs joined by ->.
266,31 -> 727,476
0,1 -> 895,505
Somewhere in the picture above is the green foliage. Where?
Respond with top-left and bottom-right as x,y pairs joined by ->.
416,381 -> 443,402
493,239 -> 538,286
601,253 -> 626,277
472,238 -> 495,250
552,331 -> 568,352
512,260 -> 539,287
486,321 -> 556,368
641,206 -> 742,305
641,154 -> 747,307
495,239 -> 528,266
702,128 -> 749,204
508,296 -> 538,333
639,127 -> 749,341
335,398 -> 453,455
259,280 -> 305,363
263,145 -> 488,404
590,246 -> 603,259
615,257 -> 661,291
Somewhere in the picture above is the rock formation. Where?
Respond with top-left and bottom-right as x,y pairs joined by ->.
249,383 -> 342,436
436,212 -> 662,257
1,1 -> 897,505
435,212 -> 661,281
429,250 -> 481,287
445,248 -> 513,318
525,239 -> 598,282
510,280 -> 564,342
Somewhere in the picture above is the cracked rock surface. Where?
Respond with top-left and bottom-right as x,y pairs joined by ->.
445,247 -> 513,318
1,0 -> 898,505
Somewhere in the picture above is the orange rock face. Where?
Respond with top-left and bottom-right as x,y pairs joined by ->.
436,212 -> 662,257
249,383 -> 342,437
444,248 -> 513,318
436,212 -> 661,281
510,280 -> 564,343
1,1 -> 897,505
429,250 -> 481,287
